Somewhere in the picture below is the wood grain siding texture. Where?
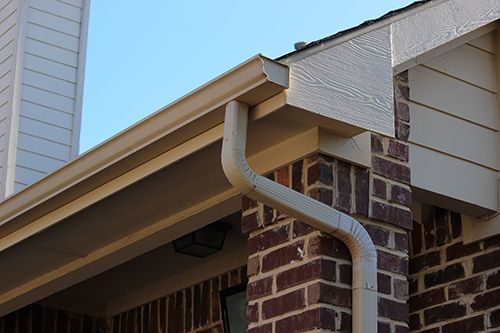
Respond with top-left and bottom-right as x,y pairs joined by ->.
12,0 -> 85,190
409,31 -> 499,213
287,26 -> 394,137
392,0 -> 500,71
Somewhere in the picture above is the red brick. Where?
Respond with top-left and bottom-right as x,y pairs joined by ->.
378,273 -> 392,295
387,140 -> 409,162
335,160 -> 352,213
247,277 -> 273,301
395,232 -> 408,252
395,119 -> 410,141
394,279 -> 408,300
261,240 -> 305,272
390,184 -> 411,207
448,275 -> 483,299
339,264 -> 352,284
378,250 -> 408,275
243,196 -> 258,211
371,201 -> 412,230
308,234 -> 351,260
450,211 -> 462,238
486,270 -> 500,289
307,282 -> 351,308
395,325 -> 409,333
410,251 -> 440,274
395,100 -> 410,122
411,221 -> 423,255
434,207 -> 449,246
447,242 -> 481,261
307,160 -> 332,186
247,303 -> 259,324
378,321 -> 390,333
409,278 -> 418,295
292,220 -> 314,238
372,178 -> 387,199
491,308 -> 500,328
308,187 -> 333,206
242,212 -> 260,234
484,234 -> 500,249
262,289 -> 305,319
275,308 -> 335,333
473,249 -> 500,273
441,315 -> 485,333
424,263 -> 465,288
248,324 -> 272,333
409,313 -> 421,330
263,205 -> 274,226
409,288 -> 446,312
371,134 -> 384,154
378,297 -> 408,322
339,312 -> 352,333
248,224 -> 290,254
363,223 -> 390,247
354,166 -> 369,216
424,302 -> 466,325
292,161 -> 303,193
276,258 -> 335,291
395,81 -> 409,100
471,288 -> 500,311
276,166 -> 289,186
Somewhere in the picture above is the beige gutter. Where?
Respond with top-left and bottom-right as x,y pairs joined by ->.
0,55 -> 288,250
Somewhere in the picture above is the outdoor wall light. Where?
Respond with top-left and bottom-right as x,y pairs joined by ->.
173,221 -> 232,258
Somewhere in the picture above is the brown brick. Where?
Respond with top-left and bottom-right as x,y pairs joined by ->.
373,178 -> 387,199
339,264 -> 352,284
308,282 -> 351,308
276,258 -> 335,291
339,312 -> 352,333
409,288 -> 446,312
396,71 -> 409,84
371,134 -> 384,154
261,240 -> 305,272
378,297 -> 408,322
248,324 -> 272,333
248,223 -> 290,254
394,279 -> 408,300
247,256 -> 260,277
307,160 -> 332,186
248,277 -> 273,301
378,250 -> 408,275
292,161 -> 303,193
363,223 -> 390,247
243,196 -> 258,211
410,313 -> 421,331
308,187 -> 333,206
247,303 -> 259,324
395,232 -> 408,252
491,308 -> 500,328
446,241 -> 481,261
395,119 -> 410,141
275,308 -> 335,333
263,205 -> 274,226
262,289 -> 305,319
354,166 -> 369,216
372,156 -> 411,184
471,288 -> 500,311
378,273 -> 392,295
484,234 -> 500,249
424,302 -> 466,325
409,278 -> 418,295
410,251 -> 441,274
395,81 -> 409,100
411,221 -> 423,255
450,211 -> 462,238
378,321 -> 391,333
336,160 -> 352,213
242,212 -> 260,234
449,275 -> 483,299
473,249 -> 500,273
395,326 -> 409,333
390,184 -> 411,207
371,201 -> 412,229
486,270 -> 500,289
308,234 -> 351,260
388,140 -> 409,162
292,220 -> 314,238
395,100 -> 410,122
442,315 -> 485,333
424,263 -> 465,288
276,166 -> 289,186
434,207 -> 450,246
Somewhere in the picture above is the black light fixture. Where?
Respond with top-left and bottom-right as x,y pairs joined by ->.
220,283 -> 247,333
173,221 -> 232,258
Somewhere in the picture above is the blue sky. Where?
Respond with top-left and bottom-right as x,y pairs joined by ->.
80,1 -> 415,152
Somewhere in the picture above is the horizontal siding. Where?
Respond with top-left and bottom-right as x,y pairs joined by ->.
20,100 -> 73,129
27,22 -> 80,51
28,7 -> 80,37
17,131 -> 71,160
25,38 -> 78,67
409,31 -> 499,213
24,53 -> 77,82
15,164 -> 46,185
467,30 -> 496,54
23,69 -> 76,97
30,0 -> 81,22
16,149 -> 66,174
18,115 -> 72,144
58,0 -> 82,8
21,84 -> 75,113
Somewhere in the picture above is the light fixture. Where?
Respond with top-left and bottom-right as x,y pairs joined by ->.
173,221 -> 232,258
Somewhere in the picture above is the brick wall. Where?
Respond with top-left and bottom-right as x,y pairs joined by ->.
409,206 -> 500,332
0,304 -> 106,333
110,266 -> 247,333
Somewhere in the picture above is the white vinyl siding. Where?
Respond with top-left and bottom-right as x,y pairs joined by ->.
409,30 -> 499,214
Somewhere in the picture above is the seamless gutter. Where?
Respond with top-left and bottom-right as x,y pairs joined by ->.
0,55 -> 288,243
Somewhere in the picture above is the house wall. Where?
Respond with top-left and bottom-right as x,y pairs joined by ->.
409,205 -> 500,332
0,0 -> 88,197
408,29 -> 499,214
0,304 -> 106,333
244,73 -> 412,332
109,267 -> 247,333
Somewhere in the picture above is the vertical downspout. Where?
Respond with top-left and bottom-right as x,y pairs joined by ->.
221,100 -> 378,333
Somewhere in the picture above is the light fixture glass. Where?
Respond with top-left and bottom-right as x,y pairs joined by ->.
220,284 -> 247,333
173,221 -> 232,258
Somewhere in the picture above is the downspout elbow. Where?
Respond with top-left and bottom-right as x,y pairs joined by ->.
222,100 -> 378,333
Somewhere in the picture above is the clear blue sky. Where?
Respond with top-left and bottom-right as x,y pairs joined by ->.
80,1 -> 415,152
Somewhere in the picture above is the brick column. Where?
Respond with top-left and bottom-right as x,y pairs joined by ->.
242,72 -> 412,333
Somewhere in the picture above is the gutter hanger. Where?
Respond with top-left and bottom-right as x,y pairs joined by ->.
221,100 -> 378,333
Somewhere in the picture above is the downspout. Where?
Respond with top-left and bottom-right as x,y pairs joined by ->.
221,101 -> 378,333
